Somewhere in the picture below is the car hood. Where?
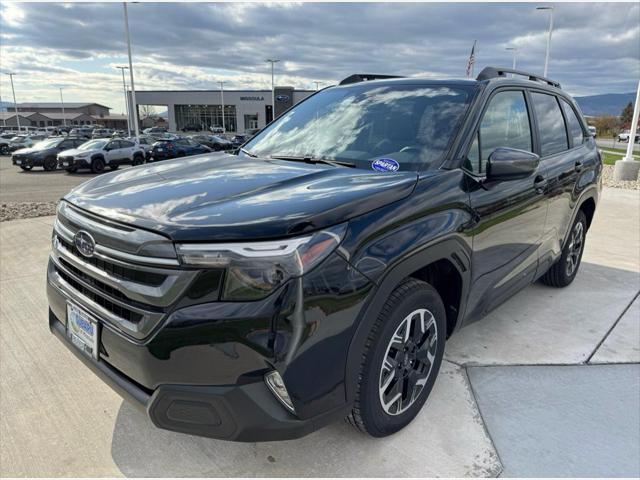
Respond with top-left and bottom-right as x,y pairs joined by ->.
59,147 -> 95,157
64,154 -> 418,242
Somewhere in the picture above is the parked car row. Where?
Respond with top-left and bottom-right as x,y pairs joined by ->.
7,132 -> 238,173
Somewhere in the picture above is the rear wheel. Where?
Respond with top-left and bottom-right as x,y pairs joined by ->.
43,156 -> 57,171
132,154 -> 144,166
109,164 -> 119,171
91,157 -> 105,174
541,210 -> 587,287
348,278 -> 446,437
20,165 -> 33,171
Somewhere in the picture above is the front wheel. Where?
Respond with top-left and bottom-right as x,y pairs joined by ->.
348,278 -> 446,437
91,157 -> 105,174
540,210 -> 587,287
43,156 -> 58,171
20,165 -> 33,171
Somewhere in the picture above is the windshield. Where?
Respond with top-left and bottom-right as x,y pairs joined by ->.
33,138 -> 62,149
243,83 -> 475,171
78,139 -> 107,151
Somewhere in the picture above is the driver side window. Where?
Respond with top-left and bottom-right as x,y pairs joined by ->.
466,90 -> 532,174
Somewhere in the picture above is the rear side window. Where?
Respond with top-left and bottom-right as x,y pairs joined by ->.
466,90 -> 532,174
120,140 -> 134,148
560,99 -> 584,147
531,92 -> 568,156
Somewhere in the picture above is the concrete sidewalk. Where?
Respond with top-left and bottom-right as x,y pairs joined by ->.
1,188 -> 638,477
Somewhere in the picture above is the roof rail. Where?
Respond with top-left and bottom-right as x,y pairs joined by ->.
476,66 -> 561,89
339,74 -> 403,86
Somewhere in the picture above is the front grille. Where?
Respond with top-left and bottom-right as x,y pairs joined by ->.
50,201 -> 198,340
54,264 -> 143,323
58,236 -> 166,287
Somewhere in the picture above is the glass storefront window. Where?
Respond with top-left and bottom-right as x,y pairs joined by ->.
175,104 -> 237,132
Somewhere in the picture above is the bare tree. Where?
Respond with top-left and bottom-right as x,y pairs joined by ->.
140,105 -> 157,120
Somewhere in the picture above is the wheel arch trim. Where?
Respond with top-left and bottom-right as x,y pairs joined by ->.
344,237 -> 471,403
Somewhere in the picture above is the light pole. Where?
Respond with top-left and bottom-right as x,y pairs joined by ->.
5,73 -> 20,132
116,66 -> 131,136
505,47 -> 518,71
266,59 -> 279,119
59,88 -> 67,128
123,2 -> 139,140
219,81 -> 225,133
537,6 -> 554,77
613,79 -> 640,181
313,81 -> 322,91
0,93 -> 6,128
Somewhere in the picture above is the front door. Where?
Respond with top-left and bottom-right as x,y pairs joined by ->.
464,89 -> 548,320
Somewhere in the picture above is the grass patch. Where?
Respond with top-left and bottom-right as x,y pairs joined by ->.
601,151 -> 640,165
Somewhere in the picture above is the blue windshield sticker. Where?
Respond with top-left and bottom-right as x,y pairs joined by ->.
372,158 -> 400,172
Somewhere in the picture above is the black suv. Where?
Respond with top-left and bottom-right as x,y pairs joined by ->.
47,68 -> 601,442
12,136 -> 86,171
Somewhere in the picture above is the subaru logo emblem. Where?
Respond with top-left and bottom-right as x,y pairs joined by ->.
74,230 -> 96,258
275,94 -> 290,102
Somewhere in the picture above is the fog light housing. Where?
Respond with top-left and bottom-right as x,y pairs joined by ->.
265,371 -> 296,414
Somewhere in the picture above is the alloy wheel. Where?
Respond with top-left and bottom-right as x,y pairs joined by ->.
565,221 -> 584,277
379,308 -> 438,415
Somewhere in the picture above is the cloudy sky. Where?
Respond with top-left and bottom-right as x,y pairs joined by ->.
1,2 -> 638,114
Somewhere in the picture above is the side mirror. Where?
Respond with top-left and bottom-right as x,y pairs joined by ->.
486,147 -> 539,181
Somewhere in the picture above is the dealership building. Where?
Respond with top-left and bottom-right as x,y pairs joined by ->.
133,87 -> 315,134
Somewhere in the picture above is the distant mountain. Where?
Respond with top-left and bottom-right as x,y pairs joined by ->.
574,92 -> 634,117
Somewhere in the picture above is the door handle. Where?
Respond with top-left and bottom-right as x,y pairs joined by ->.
574,160 -> 583,173
534,175 -> 547,194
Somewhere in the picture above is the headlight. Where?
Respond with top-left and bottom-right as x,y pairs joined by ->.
176,223 -> 347,301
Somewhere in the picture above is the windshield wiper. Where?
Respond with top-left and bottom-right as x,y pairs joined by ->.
269,154 -> 356,168
240,147 -> 258,158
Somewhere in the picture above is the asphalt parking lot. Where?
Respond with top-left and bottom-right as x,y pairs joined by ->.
0,155 -> 130,203
0,187 -> 639,477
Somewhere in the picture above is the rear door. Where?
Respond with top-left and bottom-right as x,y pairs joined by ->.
464,88 -> 548,319
530,91 -> 590,271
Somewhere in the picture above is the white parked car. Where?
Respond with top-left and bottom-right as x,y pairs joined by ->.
617,129 -> 640,143
57,138 -> 146,173
587,125 -> 597,137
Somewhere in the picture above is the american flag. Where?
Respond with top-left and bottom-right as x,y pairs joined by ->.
466,41 -> 477,77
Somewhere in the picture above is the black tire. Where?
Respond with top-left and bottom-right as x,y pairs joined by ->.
20,165 -> 33,171
43,156 -> 58,171
348,278 -> 446,437
0,146 -> 9,155
65,167 -> 78,173
177,151 -> 186,158
213,144 -> 221,151
109,164 -> 119,171
540,210 -> 587,288
132,154 -> 144,166
91,157 -> 105,174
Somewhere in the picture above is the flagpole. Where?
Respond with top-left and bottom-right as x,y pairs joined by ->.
471,41 -> 477,77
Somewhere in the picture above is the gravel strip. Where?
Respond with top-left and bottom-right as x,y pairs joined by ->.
0,166 -> 637,222
602,164 -> 640,190
1,202 -> 58,222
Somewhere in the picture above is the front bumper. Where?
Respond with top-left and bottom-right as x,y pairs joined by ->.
12,155 -> 43,167
46,244 -> 372,441
48,304 -> 350,442
58,156 -> 90,169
